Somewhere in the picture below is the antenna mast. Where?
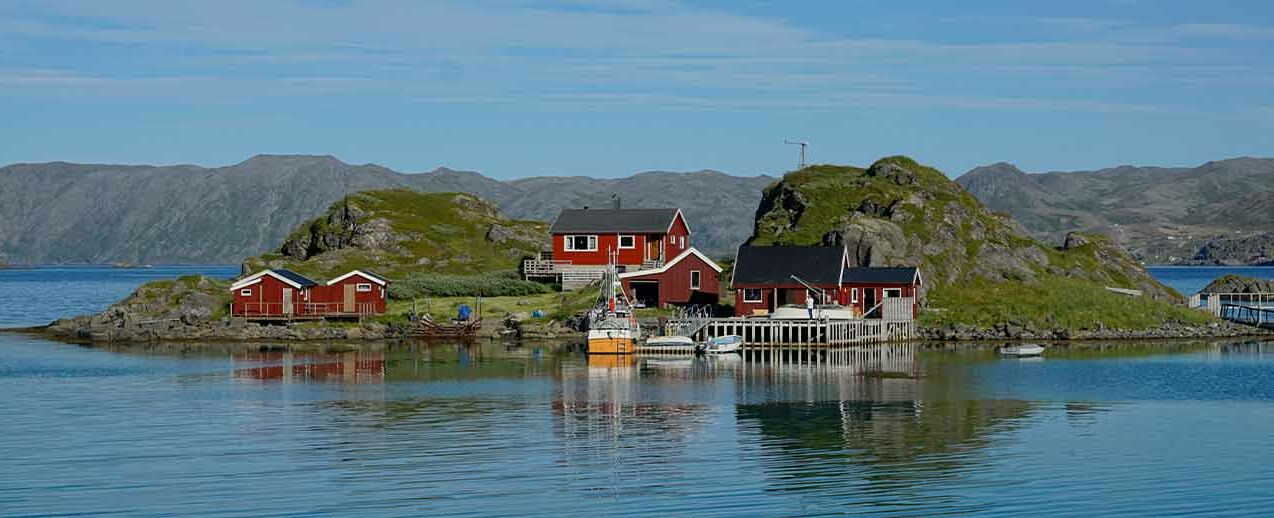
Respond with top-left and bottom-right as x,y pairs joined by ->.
784,139 -> 809,169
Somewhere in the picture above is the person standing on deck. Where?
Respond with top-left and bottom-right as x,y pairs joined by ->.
806,291 -> 815,319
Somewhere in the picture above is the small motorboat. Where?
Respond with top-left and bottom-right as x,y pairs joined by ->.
643,335 -> 696,352
697,335 -> 743,355
998,343 -> 1046,357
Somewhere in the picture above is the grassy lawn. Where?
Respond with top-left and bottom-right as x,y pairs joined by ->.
923,277 -> 1214,331
385,288 -> 599,322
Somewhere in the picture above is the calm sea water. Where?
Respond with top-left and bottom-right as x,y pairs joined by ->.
1148,265 -> 1274,296
1,265 -> 1273,516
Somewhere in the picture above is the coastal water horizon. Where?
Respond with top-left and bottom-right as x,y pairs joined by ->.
3,266 -> 1274,515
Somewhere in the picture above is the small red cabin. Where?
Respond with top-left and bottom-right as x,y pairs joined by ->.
231,269 -> 389,319
549,207 -> 690,269
230,269 -> 319,318
312,270 -> 389,315
619,247 -> 722,308
730,246 -> 920,319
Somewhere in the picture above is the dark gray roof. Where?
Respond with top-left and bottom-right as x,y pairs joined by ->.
273,269 -> 318,287
358,270 -> 390,284
732,246 -> 846,285
844,267 -> 919,285
550,208 -> 681,234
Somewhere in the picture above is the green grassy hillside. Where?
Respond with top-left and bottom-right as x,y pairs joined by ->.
242,190 -> 549,282
748,156 -> 1211,332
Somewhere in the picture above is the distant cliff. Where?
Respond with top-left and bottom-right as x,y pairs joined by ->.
0,155 -> 773,264
956,158 -> 1274,265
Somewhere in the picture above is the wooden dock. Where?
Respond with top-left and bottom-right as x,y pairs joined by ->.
664,317 -> 916,347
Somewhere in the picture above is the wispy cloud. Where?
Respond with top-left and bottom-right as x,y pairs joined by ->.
0,0 -> 1270,115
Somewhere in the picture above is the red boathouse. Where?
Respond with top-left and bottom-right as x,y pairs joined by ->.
730,246 -> 920,318
618,247 -> 722,308
230,269 -> 319,318
231,269 -> 390,319
311,270 -> 389,316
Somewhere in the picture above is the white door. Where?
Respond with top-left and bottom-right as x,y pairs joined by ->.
282,288 -> 293,315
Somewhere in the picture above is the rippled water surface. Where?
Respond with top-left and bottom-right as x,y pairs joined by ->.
3,266 -> 1274,516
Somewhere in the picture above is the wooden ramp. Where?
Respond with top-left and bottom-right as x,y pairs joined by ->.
1221,304 -> 1274,329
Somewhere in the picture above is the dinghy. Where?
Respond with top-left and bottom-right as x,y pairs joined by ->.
997,343 -> 1045,357
697,335 -> 743,354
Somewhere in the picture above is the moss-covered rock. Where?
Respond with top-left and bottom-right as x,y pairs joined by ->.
242,190 -> 550,280
748,156 -> 1213,335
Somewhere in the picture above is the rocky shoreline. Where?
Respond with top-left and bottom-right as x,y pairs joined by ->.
17,310 -> 1269,345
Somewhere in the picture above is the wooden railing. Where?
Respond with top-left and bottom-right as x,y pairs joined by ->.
668,317 -> 915,346
1190,292 -> 1274,316
232,301 -> 378,318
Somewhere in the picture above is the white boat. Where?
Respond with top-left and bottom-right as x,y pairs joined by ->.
645,335 -> 694,347
698,335 -> 743,354
769,304 -> 856,320
998,344 -> 1046,357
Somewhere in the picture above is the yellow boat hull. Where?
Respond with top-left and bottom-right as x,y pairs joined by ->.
587,336 -> 636,355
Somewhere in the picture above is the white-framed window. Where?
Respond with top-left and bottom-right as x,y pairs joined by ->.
851,288 -> 859,303
679,236 -> 685,248
356,283 -> 373,292
240,289 -> 252,297
690,270 -> 701,290
742,288 -> 763,303
564,235 -> 598,252
618,235 -> 635,249
884,288 -> 902,298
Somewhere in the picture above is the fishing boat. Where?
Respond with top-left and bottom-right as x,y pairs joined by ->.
697,334 -> 743,354
998,343 -> 1046,357
586,249 -> 641,355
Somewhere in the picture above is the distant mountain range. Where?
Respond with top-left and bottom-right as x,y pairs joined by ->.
0,155 -> 774,265
956,158 -> 1274,265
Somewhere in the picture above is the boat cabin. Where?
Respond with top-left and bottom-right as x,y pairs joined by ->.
730,245 -> 920,319
618,247 -> 722,308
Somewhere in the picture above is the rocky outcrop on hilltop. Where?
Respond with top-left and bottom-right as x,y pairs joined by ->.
1200,274 -> 1274,294
243,190 -> 550,279
748,156 -> 1228,338
751,157 -> 1178,302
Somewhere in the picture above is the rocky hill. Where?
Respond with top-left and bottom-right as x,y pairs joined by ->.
748,157 -> 1217,338
956,158 -> 1274,265
241,190 -> 548,280
1193,232 -> 1274,266
0,155 -> 773,264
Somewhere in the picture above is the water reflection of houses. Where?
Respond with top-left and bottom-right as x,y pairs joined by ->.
738,344 -> 921,404
553,355 -> 710,442
233,350 -> 385,383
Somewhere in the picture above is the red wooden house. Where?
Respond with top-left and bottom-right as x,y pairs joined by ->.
730,246 -> 920,319
311,270 -> 390,316
548,208 -> 690,269
230,269 -> 319,318
618,247 -> 722,308
231,269 -> 389,319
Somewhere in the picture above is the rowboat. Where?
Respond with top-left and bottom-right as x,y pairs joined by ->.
997,343 -> 1046,357
697,334 -> 743,354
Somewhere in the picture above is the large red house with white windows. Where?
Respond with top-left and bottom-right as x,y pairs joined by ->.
549,207 -> 691,268
525,206 -> 696,289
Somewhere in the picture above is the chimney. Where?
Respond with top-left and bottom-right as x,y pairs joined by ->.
611,193 -> 621,210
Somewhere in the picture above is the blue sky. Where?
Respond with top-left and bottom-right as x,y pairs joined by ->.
2,0 -> 1272,179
